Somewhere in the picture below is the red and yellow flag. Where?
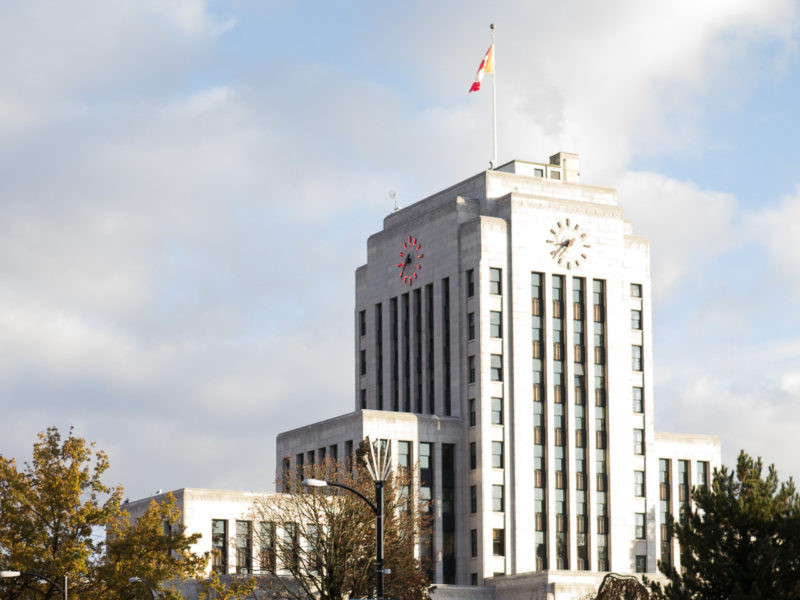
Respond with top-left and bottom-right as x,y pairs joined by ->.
469,43 -> 494,93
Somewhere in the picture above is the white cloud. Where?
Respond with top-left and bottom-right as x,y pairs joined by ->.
617,171 -> 738,299
2,0 -> 800,498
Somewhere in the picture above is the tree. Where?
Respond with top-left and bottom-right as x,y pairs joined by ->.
649,451 -> 800,600
251,448 -> 431,600
100,493 -> 210,600
0,427 -> 232,600
0,426 -> 122,600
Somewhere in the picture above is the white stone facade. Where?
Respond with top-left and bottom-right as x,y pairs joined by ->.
122,488 -> 277,576
276,154 -> 721,599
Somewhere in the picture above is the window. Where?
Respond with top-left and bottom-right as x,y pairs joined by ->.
398,441 -> 412,469
491,397 -> 503,425
490,354 -> 503,381
468,312 -> 475,340
470,485 -> 477,513
489,268 -> 502,295
419,442 -> 432,469
470,442 -> 477,470
534,168 -> 544,177
469,398 -> 476,426
492,528 -> 505,556
631,309 -> 642,330
360,349 -> 366,375
360,388 -> 366,409
492,441 -> 504,468
259,522 -> 276,572
633,387 -> 644,413
470,529 -> 478,557
492,484 -> 505,512
632,345 -> 643,371
236,520 -> 252,574
471,573 -> 478,585
468,355 -> 476,384
550,170 -> 561,180
490,311 -> 502,338
284,522 -> 299,570
467,269 -> 475,297
635,555 -> 646,573
635,513 -> 645,539
212,519 -> 227,572
697,461 -> 709,489
359,309 -> 366,336
631,283 -> 642,297
635,470 -> 645,497
634,429 -> 644,455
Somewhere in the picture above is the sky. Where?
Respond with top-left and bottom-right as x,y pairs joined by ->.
1,0 -> 800,500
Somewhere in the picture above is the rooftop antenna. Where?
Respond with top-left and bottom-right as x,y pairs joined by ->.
390,190 -> 400,212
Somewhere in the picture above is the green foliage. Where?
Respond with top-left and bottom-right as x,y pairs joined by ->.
101,494 -> 210,600
0,426 -> 122,600
0,427 -> 242,600
649,451 -> 800,600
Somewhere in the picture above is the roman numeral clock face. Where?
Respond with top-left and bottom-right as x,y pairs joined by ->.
397,235 -> 423,285
546,219 -> 591,269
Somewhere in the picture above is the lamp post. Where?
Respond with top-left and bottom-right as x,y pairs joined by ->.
302,436 -> 392,600
0,570 -> 67,600
129,576 -> 158,600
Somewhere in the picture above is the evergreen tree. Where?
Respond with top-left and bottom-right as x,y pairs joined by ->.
649,451 -> 800,600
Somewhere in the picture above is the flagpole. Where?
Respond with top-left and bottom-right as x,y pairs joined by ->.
491,23 -> 497,169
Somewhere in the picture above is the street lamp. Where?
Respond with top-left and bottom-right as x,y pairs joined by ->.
0,570 -> 68,600
129,576 -> 158,600
302,437 -> 392,600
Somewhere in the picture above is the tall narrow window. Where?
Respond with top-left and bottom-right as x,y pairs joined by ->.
467,269 -> 475,297
359,309 -> 366,336
470,485 -> 477,513
375,303 -> 384,410
398,441 -> 412,469
489,268 -> 502,295
631,283 -> 642,297
468,312 -> 475,340
490,354 -> 503,381
631,309 -> 642,330
360,349 -> 366,376
236,520 -> 252,574
491,397 -> 503,425
212,519 -> 227,573
468,355 -> 476,384
635,470 -> 645,497
492,485 -> 505,512
470,529 -> 478,557
490,311 -> 502,338
259,521 -> 276,572
634,429 -> 645,454
532,271 -> 548,570
632,345 -> 643,371
470,442 -> 477,470
492,441 -> 504,468
633,387 -> 644,413
442,278 -> 451,416
635,513 -> 645,539
697,461 -> 709,490
492,528 -> 505,556
469,398 -> 476,426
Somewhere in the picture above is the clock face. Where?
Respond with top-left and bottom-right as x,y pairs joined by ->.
546,218 -> 590,270
397,235 -> 424,285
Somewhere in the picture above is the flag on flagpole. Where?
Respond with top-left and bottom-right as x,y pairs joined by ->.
469,43 -> 494,93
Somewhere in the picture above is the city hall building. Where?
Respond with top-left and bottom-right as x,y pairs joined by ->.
277,153 -> 720,598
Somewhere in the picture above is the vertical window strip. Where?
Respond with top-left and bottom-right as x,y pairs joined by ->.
531,272 -> 547,569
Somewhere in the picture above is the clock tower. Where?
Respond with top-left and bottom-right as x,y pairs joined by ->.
277,152 -> 720,598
